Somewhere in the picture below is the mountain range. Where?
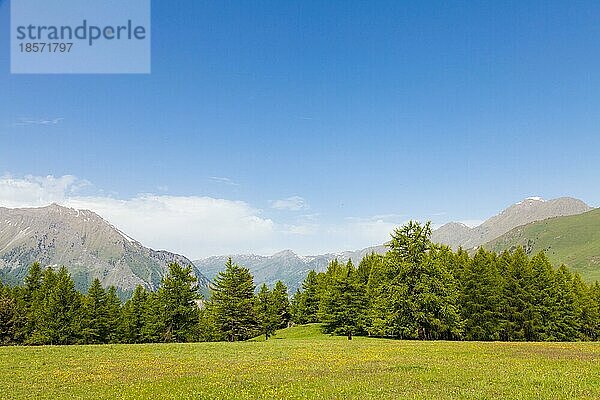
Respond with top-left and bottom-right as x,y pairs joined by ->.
484,207 -> 600,282
0,204 -> 210,296
0,196 -> 596,297
195,196 -> 596,291
431,197 -> 592,250
193,245 -> 384,293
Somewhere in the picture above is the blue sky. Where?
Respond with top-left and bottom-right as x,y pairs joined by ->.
1,1 -> 599,258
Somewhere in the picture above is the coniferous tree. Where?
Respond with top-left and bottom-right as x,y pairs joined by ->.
461,248 -> 502,340
22,262 -> 44,341
571,274 -> 596,340
501,248 -> 535,341
291,270 -> 321,324
271,281 -> 291,329
0,283 -> 16,344
82,278 -> 108,344
141,291 -> 165,342
158,263 -> 200,342
371,222 -> 462,340
105,286 -> 122,343
528,252 -> 557,341
120,285 -> 148,343
590,283 -> 600,341
208,258 -> 257,341
319,260 -> 367,339
37,267 -> 82,345
256,284 -> 278,340
552,265 -> 580,341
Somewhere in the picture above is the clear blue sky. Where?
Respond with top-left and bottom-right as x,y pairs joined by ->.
0,1 -> 599,257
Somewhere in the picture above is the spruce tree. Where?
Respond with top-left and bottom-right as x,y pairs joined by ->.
105,286 -> 122,343
529,252 -> 557,341
158,263 -> 200,342
82,278 -> 108,343
319,260 -> 366,339
120,285 -> 148,343
38,267 -> 82,345
461,248 -> 502,340
208,258 -> 257,341
271,281 -> 291,329
292,270 -> 320,324
0,283 -> 16,344
256,284 -> 278,340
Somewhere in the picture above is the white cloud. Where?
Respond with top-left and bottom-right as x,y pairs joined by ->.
65,195 -> 275,258
209,176 -> 239,186
329,216 -> 404,250
0,175 -> 418,258
271,196 -> 308,211
13,117 -> 64,126
0,175 -> 274,258
0,174 -> 84,208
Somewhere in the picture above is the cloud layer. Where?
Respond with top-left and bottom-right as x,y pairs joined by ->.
0,175 -> 404,258
270,196 -> 309,211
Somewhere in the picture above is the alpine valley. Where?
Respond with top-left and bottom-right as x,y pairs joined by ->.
194,197 -> 597,291
0,197 -> 597,296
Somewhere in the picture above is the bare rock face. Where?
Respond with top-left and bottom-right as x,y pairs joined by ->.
0,204 -> 210,294
431,197 -> 592,250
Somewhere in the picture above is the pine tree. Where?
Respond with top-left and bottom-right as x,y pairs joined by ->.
590,282 -> 600,341
28,267 -> 57,344
37,267 -> 82,345
141,291 -> 165,342
501,248 -> 535,341
256,284 -> 278,340
82,278 -> 108,343
158,263 -> 200,342
208,258 -> 257,341
319,260 -> 366,339
461,248 -> 502,340
571,274 -> 596,340
105,286 -> 122,343
271,281 -> 291,329
24,262 -> 43,302
0,283 -> 16,344
22,262 -> 43,340
552,265 -> 580,341
120,285 -> 148,343
528,252 -> 557,341
375,222 -> 462,340
292,270 -> 320,324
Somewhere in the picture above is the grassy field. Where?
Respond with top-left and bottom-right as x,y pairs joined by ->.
1,324 -> 600,399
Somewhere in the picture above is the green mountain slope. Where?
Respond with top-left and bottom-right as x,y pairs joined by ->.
484,208 -> 600,282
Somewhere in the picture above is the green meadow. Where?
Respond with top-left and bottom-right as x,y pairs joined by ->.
1,324 -> 599,400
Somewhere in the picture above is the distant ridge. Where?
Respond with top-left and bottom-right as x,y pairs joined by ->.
0,204 -> 210,294
196,196 -> 593,291
430,197 -> 592,250
484,208 -> 600,282
194,245 -> 385,293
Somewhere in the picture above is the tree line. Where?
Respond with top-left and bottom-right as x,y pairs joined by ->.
0,260 -> 291,345
291,221 -> 600,341
1,221 -> 599,345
